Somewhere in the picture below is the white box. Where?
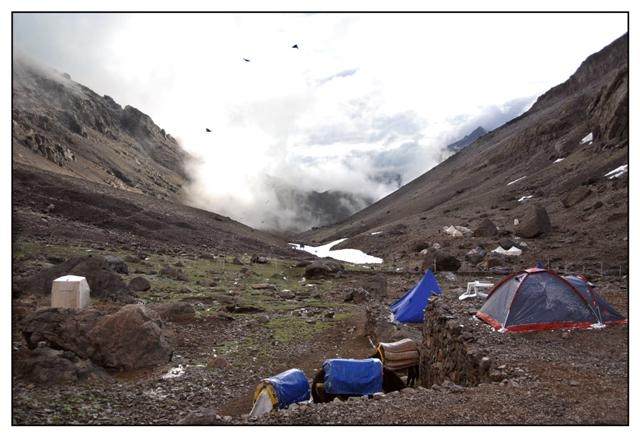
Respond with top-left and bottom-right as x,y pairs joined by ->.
51,275 -> 91,309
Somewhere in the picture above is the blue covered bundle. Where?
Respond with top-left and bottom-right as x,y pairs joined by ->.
259,368 -> 310,409
323,358 -> 383,396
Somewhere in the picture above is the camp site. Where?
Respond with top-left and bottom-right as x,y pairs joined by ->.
11,13 -> 629,427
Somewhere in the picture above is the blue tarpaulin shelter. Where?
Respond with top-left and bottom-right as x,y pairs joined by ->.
390,269 -> 442,323
254,368 -> 310,409
323,358 -> 383,396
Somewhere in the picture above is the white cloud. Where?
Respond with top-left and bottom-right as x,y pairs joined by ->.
12,12 -> 628,231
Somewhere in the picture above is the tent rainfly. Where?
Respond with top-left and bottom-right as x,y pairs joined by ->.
476,268 -> 626,332
390,269 -> 442,323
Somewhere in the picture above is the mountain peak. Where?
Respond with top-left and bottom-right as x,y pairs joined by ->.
446,126 -> 488,153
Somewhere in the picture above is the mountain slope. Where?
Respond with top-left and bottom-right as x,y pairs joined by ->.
299,34 -> 628,271
11,55 -> 296,257
12,55 -> 188,201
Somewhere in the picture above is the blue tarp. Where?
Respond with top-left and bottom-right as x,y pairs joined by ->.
265,368 -> 310,408
323,358 -> 382,396
390,269 -> 442,323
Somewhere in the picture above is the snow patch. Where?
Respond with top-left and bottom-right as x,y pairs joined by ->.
604,164 -> 628,179
518,195 -> 533,202
580,132 -> 593,144
370,231 -> 383,236
553,158 -> 565,164
289,239 -> 383,264
507,176 -> 526,186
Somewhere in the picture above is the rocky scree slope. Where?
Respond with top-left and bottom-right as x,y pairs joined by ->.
12,56 -> 188,201
299,34 -> 628,271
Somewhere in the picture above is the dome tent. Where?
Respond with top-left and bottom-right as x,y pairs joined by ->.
476,268 -> 626,333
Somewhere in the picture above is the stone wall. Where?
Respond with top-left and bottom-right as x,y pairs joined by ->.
420,296 -> 493,387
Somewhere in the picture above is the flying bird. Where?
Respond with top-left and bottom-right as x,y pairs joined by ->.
243,58 -> 251,62
206,128 -> 212,132
292,44 -> 299,49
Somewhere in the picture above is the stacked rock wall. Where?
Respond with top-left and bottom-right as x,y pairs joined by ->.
420,297 -> 493,387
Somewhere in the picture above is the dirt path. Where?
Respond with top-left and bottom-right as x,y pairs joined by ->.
218,311 -> 373,416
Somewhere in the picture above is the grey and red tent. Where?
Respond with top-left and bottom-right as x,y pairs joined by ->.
476,268 -> 626,333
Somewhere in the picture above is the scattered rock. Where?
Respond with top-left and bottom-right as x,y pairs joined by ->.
104,255 -> 128,274
465,246 -> 487,265
129,276 -> 151,291
149,301 -> 196,322
473,219 -> 498,237
178,408 -> 223,425
344,288 -> 370,303
251,255 -> 269,264
516,205 -> 552,238
159,265 -> 189,282
251,283 -> 277,291
304,259 -> 344,279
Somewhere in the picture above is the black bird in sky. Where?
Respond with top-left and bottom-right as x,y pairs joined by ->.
206,128 -> 211,132
292,44 -> 299,49
243,58 -> 251,62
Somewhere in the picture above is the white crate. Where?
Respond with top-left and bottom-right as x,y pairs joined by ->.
51,275 -> 91,309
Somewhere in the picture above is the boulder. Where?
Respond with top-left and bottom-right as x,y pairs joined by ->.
498,239 -> 518,250
159,265 -> 189,282
304,259 -> 344,279
22,307 -> 104,358
473,219 -> 498,237
250,255 -> 269,264
88,304 -> 175,370
363,273 -> 388,300
13,346 -> 110,384
104,255 -> 128,274
129,276 -> 151,291
344,288 -> 370,304
424,252 -> 461,272
465,246 -> 487,265
516,205 -> 552,238
148,301 -> 196,322
561,186 -> 591,208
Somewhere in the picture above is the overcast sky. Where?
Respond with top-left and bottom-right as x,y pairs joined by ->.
12,12 -> 628,230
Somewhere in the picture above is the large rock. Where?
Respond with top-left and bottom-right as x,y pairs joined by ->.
423,251 -> 461,272
148,301 -> 195,322
88,304 -> 174,370
104,255 -> 129,274
516,205 -> 552,238
473,219 -> 498,237
129,276 -> 151,291
22,305 -> 175,371
304,259 -> 344,279
15,255 -> 135,303
22,307 -> 104,358
363,273 -> 388,300
561,186 -> 591,208
465,246 -> 487,265
13,346 -> 110,384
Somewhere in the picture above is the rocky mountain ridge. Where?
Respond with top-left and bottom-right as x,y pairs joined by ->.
12,55 -> 188,201
298,33 -> 628,273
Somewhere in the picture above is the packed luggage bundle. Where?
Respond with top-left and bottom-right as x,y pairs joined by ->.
322,358 -> 383,396
250,368 -> 310,418
375,338 -> 419,371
